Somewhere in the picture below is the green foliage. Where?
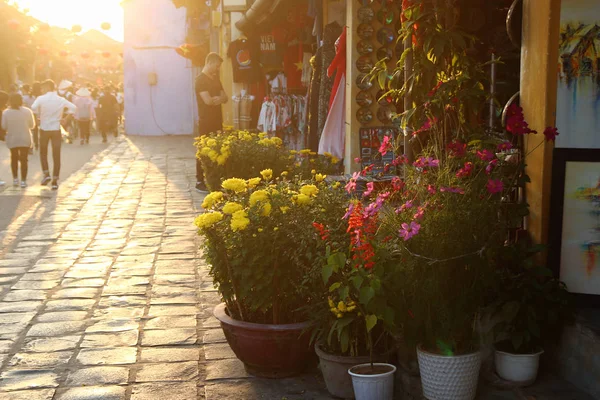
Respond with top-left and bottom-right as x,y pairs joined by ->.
488,242 -> 572,354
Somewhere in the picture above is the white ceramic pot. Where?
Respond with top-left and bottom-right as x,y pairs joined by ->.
348,363 -> 396,400
417,345 -> 481,400
495,349 -> 544,386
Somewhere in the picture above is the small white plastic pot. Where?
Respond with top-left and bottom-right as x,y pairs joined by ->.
495,349 -> 544,386
348,363 -> 396,400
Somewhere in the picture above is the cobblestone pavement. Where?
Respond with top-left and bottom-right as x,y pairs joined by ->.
0,136 -> 594,400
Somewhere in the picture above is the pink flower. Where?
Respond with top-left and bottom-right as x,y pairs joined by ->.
456,162 -> 474,178
399,221 -> 421,241
354,157 -> 362,164
345,172 -> 360,194
427,185 -> 436,194
543,127 -> 559,142
413,207 -> 425,220
414,157 -> 440,168
476,149 -> 495,161
427,81 -> 443,97
363,182 -> 375,198
379,135 -> 392,156
440,186 -> 465,194
392,155 -> 409,166
413,118 -> 438,137
342,203 -> 355,220
485,159 -> 498,175
486,179 -> 504,194
506,104 -> 524,119
497,141 -> 513,152
397,200 -> 414,213
391,177 -> 405,192
447,140 -> 467,158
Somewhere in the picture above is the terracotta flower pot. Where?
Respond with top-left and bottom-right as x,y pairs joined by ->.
213,303 -> 315,378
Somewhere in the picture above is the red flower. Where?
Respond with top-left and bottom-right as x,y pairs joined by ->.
497,141 -> 513,152
456,162 -> 474,178
312,222 -> 330,241
543,127 -> 559,142
447,140 -> 466,158
391,177 -> 405,192
476,149 -> 495,162
427,81 -> 443,97
485,159 -> 498,175
379,135 -> 392,156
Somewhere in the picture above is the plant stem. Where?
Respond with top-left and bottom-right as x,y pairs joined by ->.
209,230 -> 245,321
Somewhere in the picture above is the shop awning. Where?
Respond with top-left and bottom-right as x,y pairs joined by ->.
235,0 -> 291,33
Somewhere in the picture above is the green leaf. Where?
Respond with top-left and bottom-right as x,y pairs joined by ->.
337,316 -> 354,330
383,306 -> 395,325
338,286 -> 349,300
327,253 -> 346,273
359,287 -> 375,306
351,275 -> 364,290
365,314 -> 378,332
511,332 -> 523,351
329,282 -> 341,292
322,265 -> 333,284
340,328 -> 350,353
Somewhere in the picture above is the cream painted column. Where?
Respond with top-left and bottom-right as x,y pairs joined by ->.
344,0 -> 360,174
520,0 -> 562,245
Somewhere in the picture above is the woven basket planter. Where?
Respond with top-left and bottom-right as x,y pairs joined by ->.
417,345 -> 481,400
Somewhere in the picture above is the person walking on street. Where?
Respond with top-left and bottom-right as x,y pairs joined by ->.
0,91 -> 9,187
195,52 -> 228,193
31,79 -> 77,190
98,86 -> 119,143
73,87 -> 96,145
29,82 -> 42,151
1,93 -> 35,188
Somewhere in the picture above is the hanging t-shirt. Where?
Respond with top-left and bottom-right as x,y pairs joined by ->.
227,38 -> 261,83
259,33 -> 284,71
284,44 -> 304,89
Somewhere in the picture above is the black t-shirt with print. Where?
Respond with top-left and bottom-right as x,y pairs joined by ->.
227,38 -> 261,83
195,73 -> 224,135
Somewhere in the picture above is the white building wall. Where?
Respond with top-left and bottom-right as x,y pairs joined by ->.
123,0 -> 197,136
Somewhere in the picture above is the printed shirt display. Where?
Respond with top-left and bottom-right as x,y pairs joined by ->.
227,38 -> 261,83
259,32 -> 284,71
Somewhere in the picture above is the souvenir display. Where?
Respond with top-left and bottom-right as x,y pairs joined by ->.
358,6 -> 375,23
357,91 -> 374,107
377,105 -> 395,124
377,27 -> 395,45
357,41 -> 374,56
357,107 -> 374,125
356,73 -> 374,91
377,8 -> 395,25
359,127 -> 399,174
358,23 -> 375,40
356,56 -> 374,73
376,89 -> 394,105
377,46 -> 393,62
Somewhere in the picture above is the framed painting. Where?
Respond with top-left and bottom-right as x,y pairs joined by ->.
549,149 -> 600,306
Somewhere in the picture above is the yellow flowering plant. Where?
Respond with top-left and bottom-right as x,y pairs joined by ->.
195,173 -> 350,325
195,129 -> 293,191
291,150 -> 343,179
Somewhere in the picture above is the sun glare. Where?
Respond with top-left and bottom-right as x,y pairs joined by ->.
10,0 -> 124,42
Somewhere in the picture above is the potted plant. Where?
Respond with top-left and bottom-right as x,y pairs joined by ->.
309,204 -> 398,399
489,242 -> 571,386
196,170 -> 348,378
195,129 -> 292,191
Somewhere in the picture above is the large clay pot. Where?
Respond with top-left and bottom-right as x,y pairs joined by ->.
213,303 -> 315,378
316,343 -> 372,399
417,345 -> 482,400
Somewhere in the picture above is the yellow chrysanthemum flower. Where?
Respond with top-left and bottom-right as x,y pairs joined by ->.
258,132 -> 268,139
208,150 -> 219,162
260,169 -> 273,180
231,210 -> 250,231
194,212 -> 223,229
323,152 -> 333,158
290,150 -> 297,155
300,184 -> 319,197
201,191 -> 224,209
281,171 -> 289,177
315,173 -> 326,182
262,202 -> 272,216
295,194 -> 312,205
311,169 -> 316,174
247,177 -> 261,188
299,149 -> 312,155
280,206 -> 290,214
258,228 -> 264,232
216,154 -> 228,166
270,137 -> 283,147
222,178 -> 247,193
206,138 -> 217,147
249,190 -> 269,206
331,156 -> 340,164
222,202 -> 243,215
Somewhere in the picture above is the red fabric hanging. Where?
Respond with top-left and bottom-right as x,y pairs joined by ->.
327,26 -> 347,111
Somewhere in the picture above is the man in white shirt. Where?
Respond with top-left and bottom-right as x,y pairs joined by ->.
31,80 -> 77,190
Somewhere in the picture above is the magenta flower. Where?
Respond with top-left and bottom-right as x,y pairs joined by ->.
392,155 -> 409,166
399,221 -> 421,241
497,141 -> 513,152
543,127 -> 559,142
476,149 -> 495,161
354,157 -> 362,164
427,185 -> 437,195
391,177 -> 405,192
414,157 -> 440,168
456,162 -> 474,178
440,186 -> 465,194
379,135 -> 392,156
399,200 -> 414,212
447,140 -> 467,158
485,159 -> 498,175
486,179 -> 504,194
363,182 -> 375,198
413,207 -> 425,220
342,203 -> 355,220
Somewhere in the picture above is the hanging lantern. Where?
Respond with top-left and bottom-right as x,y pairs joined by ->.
72,24 -> 82,33
8,19 -> 20,30
81,51 -> 90,59
39,23 -> 50,32
101,22 -> 111,30
59,50 -> 68,57
102,51 -> 111,58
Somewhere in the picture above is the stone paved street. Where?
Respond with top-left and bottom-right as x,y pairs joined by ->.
0,136 -> 594,400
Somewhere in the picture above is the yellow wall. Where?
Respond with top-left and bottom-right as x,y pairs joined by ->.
520,0 -> 562,245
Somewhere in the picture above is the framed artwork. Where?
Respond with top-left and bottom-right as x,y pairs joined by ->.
549,149 -> 600,305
